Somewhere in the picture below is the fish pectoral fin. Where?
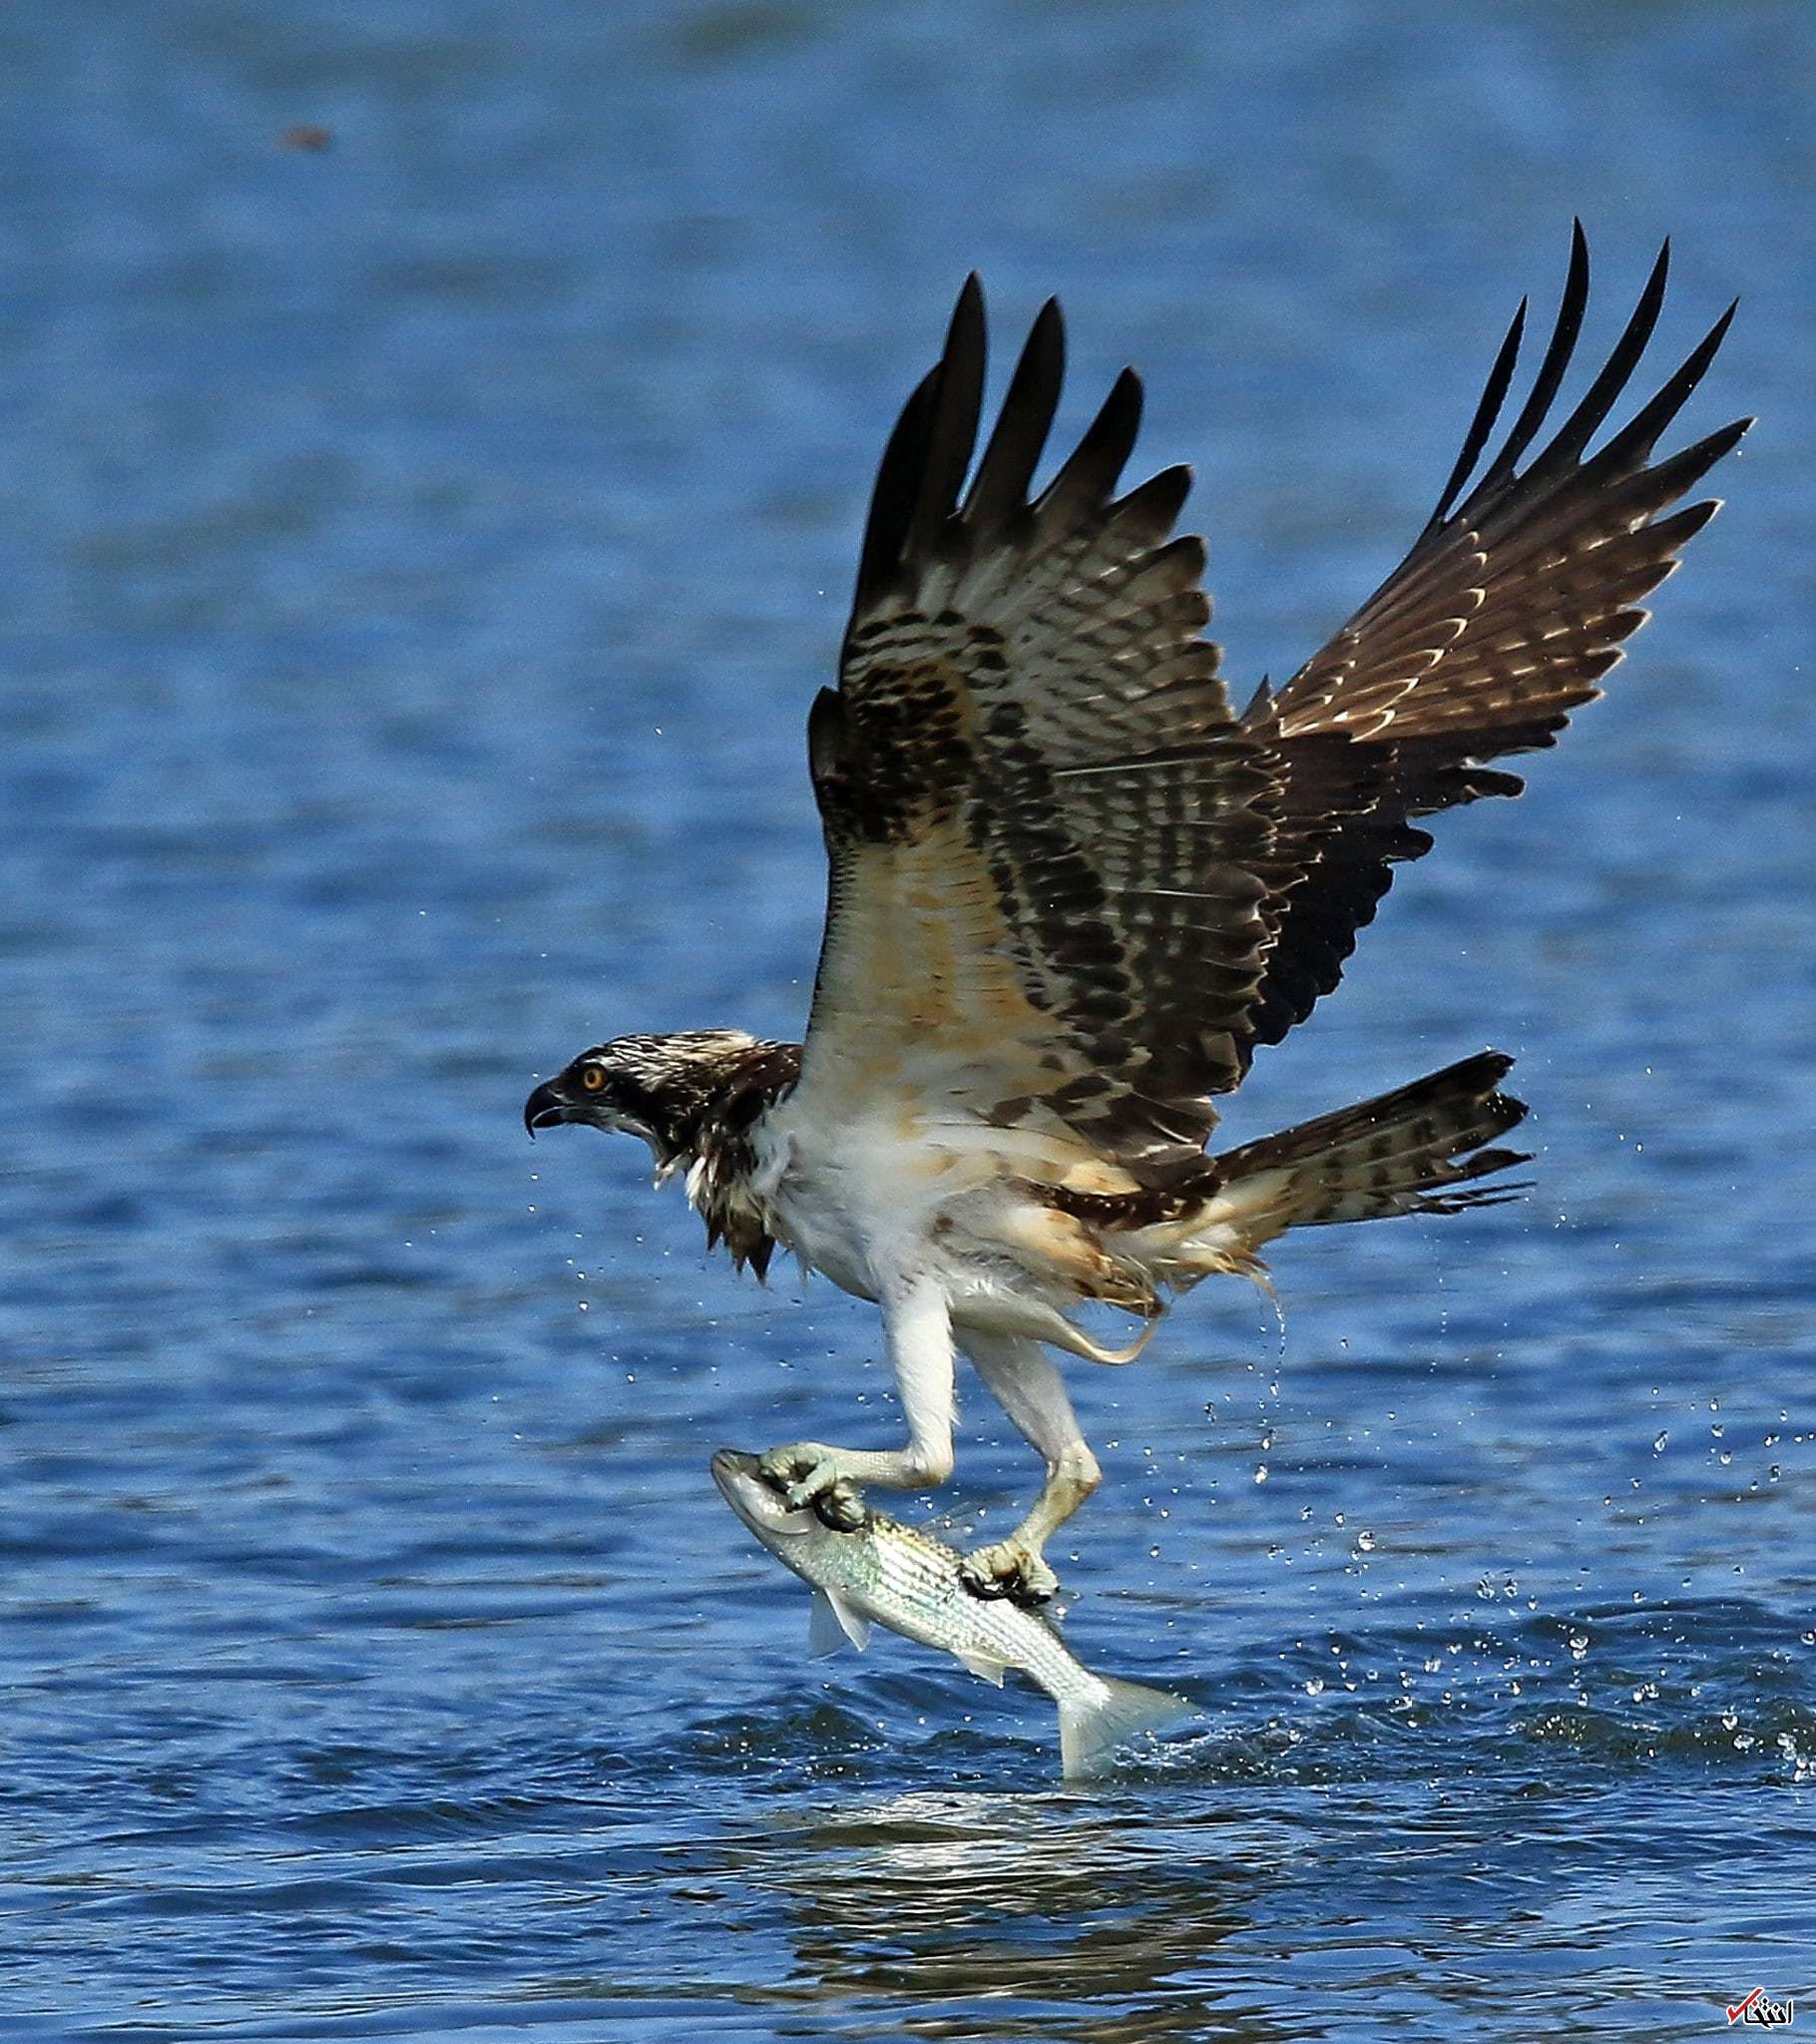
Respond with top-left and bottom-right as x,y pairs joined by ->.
809,1587 -> 872,1657
957,1649 -> 1009,1688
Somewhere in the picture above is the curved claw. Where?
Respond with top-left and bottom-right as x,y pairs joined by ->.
757,1441 -> 831,1498
812,1479 -> 868,1532
960,1540 -> 1060,1609
959,1564 -> 1013,1602
755,1443 -> 868,1529
782,1464 -> 840,1511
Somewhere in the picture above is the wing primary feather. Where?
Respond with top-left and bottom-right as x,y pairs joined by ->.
903,273 -> 987,568
1422,295 -> 1527,538
1642,497 -> 1722,555
1457,218 -> 1591,515
962,296 -> 1065,534
1033,365 -> 1143,528
854,365 -> 942,611
1587,298 -> 1741,473
1517,236 -> 1671,487
1582,416 -> 1752,530
1114,463 -> 1193,534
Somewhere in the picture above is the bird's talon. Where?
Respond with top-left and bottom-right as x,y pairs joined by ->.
812,1478 -> 868,1532
758,1443 -> 827,1497
782,1467 -> 835,1510
959,1566 -> 1013,1602
961,1541 -> 1060,1609
756,1444 -> 865,1527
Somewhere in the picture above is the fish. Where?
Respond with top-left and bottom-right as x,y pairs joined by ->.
710,1448 -> 1193,1780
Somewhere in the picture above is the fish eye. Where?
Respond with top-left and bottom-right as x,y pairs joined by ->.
580,1065 -> 607,1094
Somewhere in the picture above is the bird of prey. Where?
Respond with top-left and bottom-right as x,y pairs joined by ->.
525,228 -> 1745,1606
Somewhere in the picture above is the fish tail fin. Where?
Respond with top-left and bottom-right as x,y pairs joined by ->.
1058,1675 -> 1194,1781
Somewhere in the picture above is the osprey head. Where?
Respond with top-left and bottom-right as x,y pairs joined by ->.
523,1030 -> 761,1166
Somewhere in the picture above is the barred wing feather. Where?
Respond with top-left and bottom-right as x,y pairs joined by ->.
1234,223 -> 1750,1066
792,239 -> 1745,1176
797,278 -> 1269,1187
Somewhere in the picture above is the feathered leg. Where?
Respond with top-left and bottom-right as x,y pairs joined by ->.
759,1273 -> 956,1526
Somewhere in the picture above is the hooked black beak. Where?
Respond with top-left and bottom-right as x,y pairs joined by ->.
524,1079 -> 569,1138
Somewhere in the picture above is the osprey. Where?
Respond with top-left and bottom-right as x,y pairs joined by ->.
526,228 -> 1745,1606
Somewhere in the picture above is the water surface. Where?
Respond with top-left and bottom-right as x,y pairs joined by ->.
3,3 -> 1813,2038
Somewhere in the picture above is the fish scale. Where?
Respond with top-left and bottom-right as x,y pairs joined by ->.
838,1500 -> 1097,1696
711,1449 -> 1191,1779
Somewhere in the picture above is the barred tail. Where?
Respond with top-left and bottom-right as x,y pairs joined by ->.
1190,1052 -> 1531,1268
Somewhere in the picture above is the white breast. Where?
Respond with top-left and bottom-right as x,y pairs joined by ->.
752,1100 -> 999,1305
748,1099 -> 1112,1354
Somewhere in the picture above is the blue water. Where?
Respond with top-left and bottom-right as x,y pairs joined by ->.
4,2 -> 1813,2038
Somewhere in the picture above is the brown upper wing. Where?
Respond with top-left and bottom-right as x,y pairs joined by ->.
791,242 -> 1745,1183
795,279 -> 1271,1187
1233,225 -> 1749,1065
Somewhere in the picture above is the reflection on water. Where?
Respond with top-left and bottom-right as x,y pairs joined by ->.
667,1599 -> 1816,2037
716,1792 -> 1269,2039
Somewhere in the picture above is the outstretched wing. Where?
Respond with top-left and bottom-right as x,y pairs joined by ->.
1234,224 -> 1749,1065
790,242 -> 1745,1187
795,278 -> 1269,1190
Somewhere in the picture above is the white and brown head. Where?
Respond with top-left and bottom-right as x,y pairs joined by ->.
523,1030 -> 766,1168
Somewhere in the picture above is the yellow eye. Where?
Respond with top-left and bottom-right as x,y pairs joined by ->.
581,1065 -> 607,1093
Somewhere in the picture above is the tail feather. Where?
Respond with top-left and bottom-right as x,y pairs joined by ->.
1209,1051 -> 1531,1244
1059,1674 -> 1195,1781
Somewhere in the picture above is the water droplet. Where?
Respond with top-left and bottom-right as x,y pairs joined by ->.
1569,1630 -> 1589,1659
1652,1432 -> 1668,1453
1355,1530 -> 1376,1552
1304,1677 -> 1324,1697
1253,1465 -> 1268,1484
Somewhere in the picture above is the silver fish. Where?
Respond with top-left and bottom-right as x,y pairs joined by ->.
711,1448 -> 1192,1780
